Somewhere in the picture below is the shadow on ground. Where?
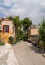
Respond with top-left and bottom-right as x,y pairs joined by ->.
28,42 -> 42,54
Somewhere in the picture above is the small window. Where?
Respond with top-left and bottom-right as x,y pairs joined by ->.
3,25 -> 9,33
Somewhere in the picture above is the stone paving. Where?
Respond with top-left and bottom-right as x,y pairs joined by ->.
0,41 -> 45,65
0,44 -> 18,65
13,41 -> 45,65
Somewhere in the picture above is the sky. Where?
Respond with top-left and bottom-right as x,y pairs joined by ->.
0,0 -> 45,24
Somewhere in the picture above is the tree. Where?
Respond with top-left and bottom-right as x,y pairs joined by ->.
21,17 -> 32,40
13,16 -> 21,40
7,16 -> 13,20
22,17 -> 32,33
39,19 -> 45,52
7,16 -> 32,41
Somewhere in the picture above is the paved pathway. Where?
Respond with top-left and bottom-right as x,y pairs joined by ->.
0,44 -> 18,65
0,41 -> 45,65
13,41 -> 45,65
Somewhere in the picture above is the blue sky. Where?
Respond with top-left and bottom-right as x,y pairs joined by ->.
0,0 -> 45,24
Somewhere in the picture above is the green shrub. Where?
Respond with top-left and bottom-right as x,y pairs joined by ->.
22,34 -> 28,41
0,42 -> 5,45
8,36 -> 14,44
39,19 -> 45,52
38,40 -> 44,49
13,40 -> 19,44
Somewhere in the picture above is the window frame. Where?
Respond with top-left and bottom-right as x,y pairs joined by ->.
3,25 -> 9,33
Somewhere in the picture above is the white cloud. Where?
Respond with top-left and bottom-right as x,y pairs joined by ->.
3,0 -> 12,7
40,1 -> 45,7
0,0 -> 16,7
0,0 -> 45,24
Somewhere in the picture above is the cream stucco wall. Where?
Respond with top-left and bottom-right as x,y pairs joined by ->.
31,28 -> 39,35
1,20 -> 15,43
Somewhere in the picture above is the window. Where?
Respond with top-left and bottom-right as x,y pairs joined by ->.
3,25 -> 9,33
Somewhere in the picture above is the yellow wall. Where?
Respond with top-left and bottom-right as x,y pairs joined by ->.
0,20 -> 15,43
1,31 -> 12,43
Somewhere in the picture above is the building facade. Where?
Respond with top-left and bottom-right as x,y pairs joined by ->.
28,25 -> 39,43
0,18 -> 15,43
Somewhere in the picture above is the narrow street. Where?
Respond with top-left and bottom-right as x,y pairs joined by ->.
0,41 -> 45,65
13,41 -> 45,65
0,44 -> 18,65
